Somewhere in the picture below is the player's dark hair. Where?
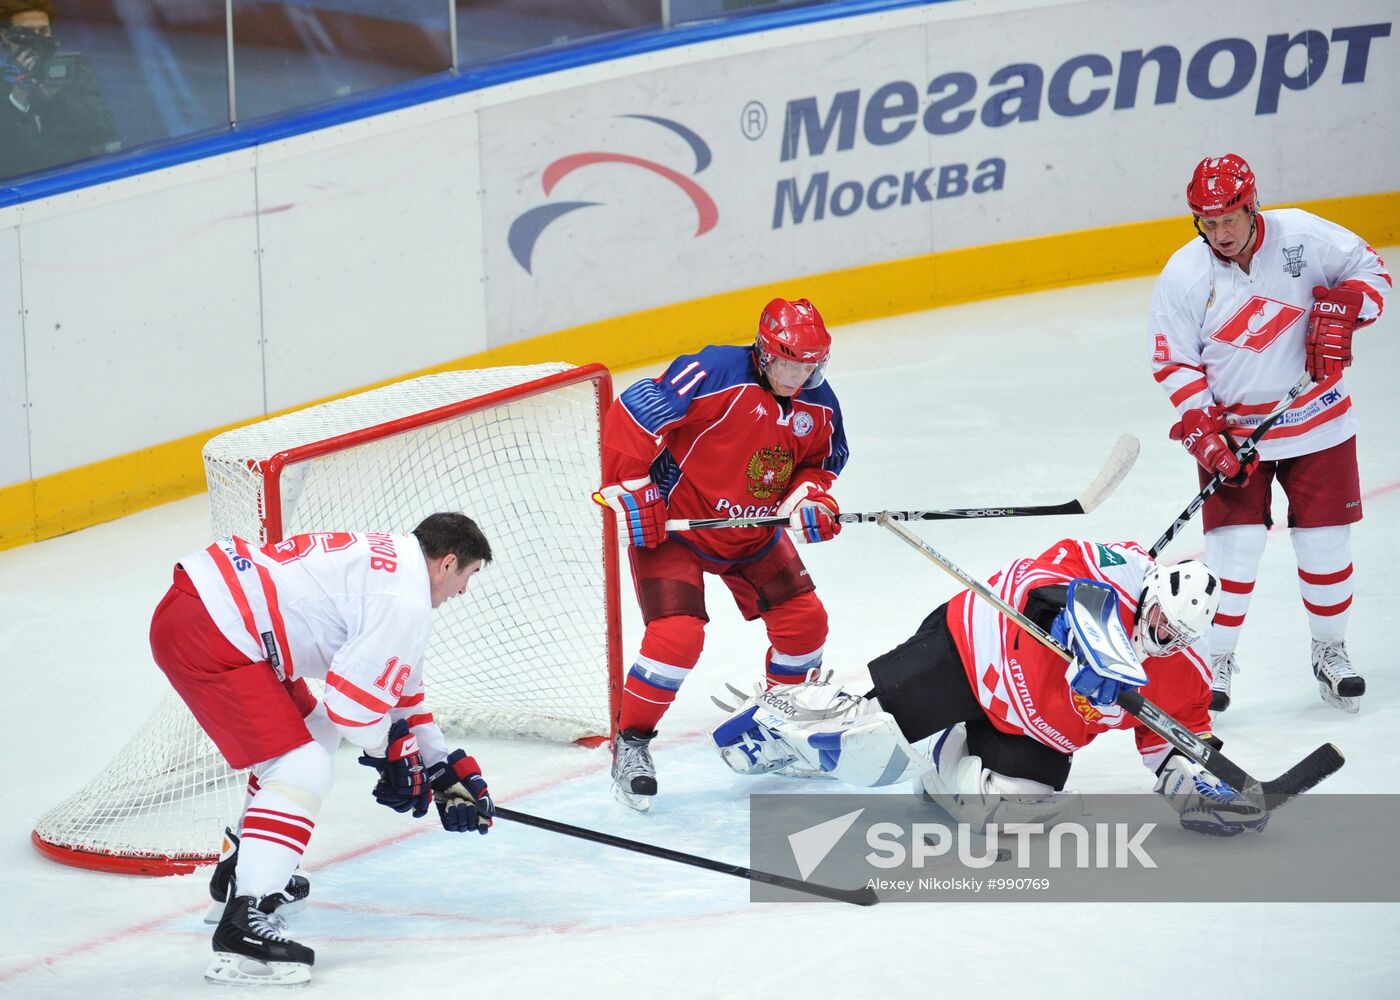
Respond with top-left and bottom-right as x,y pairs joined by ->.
413,512 -> 492,567
0,1 -> 54,25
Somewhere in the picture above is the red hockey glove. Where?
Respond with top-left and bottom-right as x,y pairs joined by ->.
777,482 -> 841,544
594,478 -> 668,548
1170,407 -> 1254,486
427,750 -> 494,834
1306,285 -> 1364,382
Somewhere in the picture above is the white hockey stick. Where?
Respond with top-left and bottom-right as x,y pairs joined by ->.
666,433 -> 1140,532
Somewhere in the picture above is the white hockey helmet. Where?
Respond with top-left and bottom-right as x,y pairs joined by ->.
1134,560 -> 1221,658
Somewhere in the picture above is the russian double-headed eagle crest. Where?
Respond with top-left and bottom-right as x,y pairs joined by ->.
746,445 -> 794,500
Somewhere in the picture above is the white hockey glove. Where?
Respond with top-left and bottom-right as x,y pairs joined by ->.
775,482 -> 841,544
1154,755 -> 1268,837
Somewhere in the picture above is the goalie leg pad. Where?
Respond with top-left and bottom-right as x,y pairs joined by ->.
713,679 -> 928,786
712,704 -> 801,775
916,723 -> 1081,832
805,710 -> 929,787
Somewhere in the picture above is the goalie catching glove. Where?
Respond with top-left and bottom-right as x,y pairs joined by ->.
1306,284 -> 1363,382
427,750 -> 494,834
776,481 -> 841,544
594,478 -> 667,548
358,718 -> 431,818
1154,754 -> 1268,837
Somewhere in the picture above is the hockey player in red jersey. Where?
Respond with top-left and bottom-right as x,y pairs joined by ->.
1149,154 -> 1389,713
713,538 -> 1268,838
148,513 -> 496,986
596,297 -> 849,810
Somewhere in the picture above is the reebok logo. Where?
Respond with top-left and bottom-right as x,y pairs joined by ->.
1210,297 -> 1305,353
788,808 -> 865,879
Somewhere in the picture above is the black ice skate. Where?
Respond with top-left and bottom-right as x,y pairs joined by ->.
204,826 -> 311,924
206,892 -> 315,986
1312,639 -> 1365,714
1209,652 -> 1238,713
611,728 -> 658,812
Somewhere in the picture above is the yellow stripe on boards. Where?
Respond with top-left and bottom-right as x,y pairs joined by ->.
2,191 -> 1396,551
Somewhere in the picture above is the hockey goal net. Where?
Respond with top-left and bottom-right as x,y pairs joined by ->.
33,363 -> 621,875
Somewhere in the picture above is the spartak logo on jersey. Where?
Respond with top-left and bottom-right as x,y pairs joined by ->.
1209,296 -> 1306,353
746,445 -> 795,500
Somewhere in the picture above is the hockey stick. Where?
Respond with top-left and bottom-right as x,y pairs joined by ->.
492,806 -> 878,906
877,514 -> 1343,809
666,433 -> 1140,532
1148,374 -> 1313,557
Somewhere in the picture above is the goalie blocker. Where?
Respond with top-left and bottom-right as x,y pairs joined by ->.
712,538 -> 1266,837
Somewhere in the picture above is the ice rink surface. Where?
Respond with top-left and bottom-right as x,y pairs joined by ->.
2,256 -> 1398,998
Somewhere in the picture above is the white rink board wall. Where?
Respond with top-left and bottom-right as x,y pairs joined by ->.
0,0 -> 1395,513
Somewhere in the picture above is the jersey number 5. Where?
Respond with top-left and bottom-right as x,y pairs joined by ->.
262,532 -> 357,564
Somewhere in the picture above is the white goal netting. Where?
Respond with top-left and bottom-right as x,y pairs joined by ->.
33,363 -> 619,874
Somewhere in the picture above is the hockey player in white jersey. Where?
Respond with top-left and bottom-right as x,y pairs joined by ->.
1149,154 -> 1389,713
149,513 -> 496,986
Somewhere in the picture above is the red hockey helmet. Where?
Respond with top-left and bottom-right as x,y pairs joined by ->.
755,297 -> 831,390
1186,154 -> 1257,217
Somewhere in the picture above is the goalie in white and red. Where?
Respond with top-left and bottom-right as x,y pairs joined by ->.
712,538 -> 1268,838
1148,153 -> 1390,714
148,512 -> 496,986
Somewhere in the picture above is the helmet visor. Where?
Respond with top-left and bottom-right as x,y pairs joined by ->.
760,354 -> 828,391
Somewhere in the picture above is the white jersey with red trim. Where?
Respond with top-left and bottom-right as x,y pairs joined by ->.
1148,208 -> 1390,461
946,539 -> 1213,771
180,531 -> 448,759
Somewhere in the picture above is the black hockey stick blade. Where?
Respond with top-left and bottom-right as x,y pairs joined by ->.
667,433 -> 1139,531
1115,691 -> 1343,810
493,806 -> 878,906
1260,743 -> 1345,807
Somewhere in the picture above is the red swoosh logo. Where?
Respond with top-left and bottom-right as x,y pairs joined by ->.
542,153 -> 718,236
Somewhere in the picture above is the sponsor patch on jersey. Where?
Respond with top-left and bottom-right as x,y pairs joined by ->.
1094,543 -> 1125,568
1209,296 -> 1306,354
1071,692 -> 1104,724
792,411 -> 814,437
1281,244 -> 1307,277
746,445 -> 795,500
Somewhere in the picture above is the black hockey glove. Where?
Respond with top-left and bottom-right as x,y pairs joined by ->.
427,749 -> 494,834
357,718 -> 431,819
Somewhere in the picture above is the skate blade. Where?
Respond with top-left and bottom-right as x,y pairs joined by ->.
205,952 -> 310,987
1318,681 -> 1361,715
612,783 -> 653,812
